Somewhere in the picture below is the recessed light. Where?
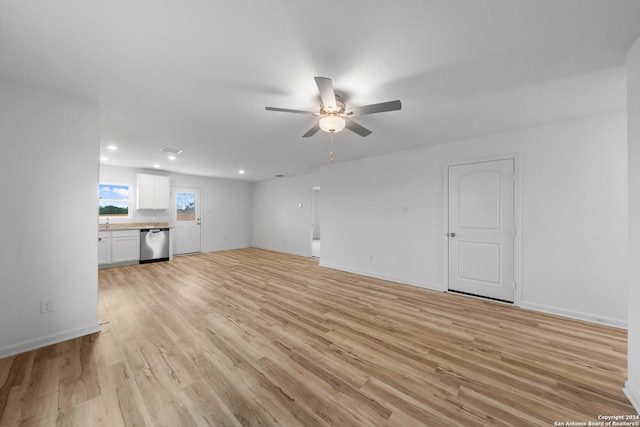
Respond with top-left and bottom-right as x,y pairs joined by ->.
100,157 -> 109,162
238,169 -> 245,174
167,155 -> 177,160
106,145 -> 118,151
153,164 -> 161,168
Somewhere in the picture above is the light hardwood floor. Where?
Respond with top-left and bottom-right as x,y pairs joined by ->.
0,248 -> 635,426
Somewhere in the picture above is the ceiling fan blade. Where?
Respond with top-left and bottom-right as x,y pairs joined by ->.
314,77 -> 337,111
346,100 -> 402,116
302,122 -> 321,138
345,119 -> 372,137
265,106 -> 315,114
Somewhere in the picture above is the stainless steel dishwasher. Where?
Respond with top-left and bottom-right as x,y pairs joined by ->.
140,228 -> 170,263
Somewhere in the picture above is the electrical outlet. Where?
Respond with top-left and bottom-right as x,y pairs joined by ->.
40,299 -> 54,314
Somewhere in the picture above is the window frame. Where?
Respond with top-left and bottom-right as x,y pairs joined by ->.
99,182 -> 132,218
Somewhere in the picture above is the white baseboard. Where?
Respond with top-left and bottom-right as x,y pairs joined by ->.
245,248 -> 628,330
625,381 -> 640,414
319,261 -> 444,293
0,323 -> 101,359
202,244 -> 251,253
520,301 -> 627,329
250,244 -> 309,258
319,264 -> 627,328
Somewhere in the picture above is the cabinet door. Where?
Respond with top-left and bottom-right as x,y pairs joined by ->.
112,231 -> 140,263
137,174 -> 156,209
153,176 -> 170,210
98,232 -> 111,265
137,173 -> 170,210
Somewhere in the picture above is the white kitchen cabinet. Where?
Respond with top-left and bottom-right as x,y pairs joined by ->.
153,176 -> 170,209
99,230 -> 140,267
111,230 -> 140,263
136,174 -> 170,210
98,231 -> 111,265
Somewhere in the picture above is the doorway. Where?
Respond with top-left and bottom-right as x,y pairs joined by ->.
172,187 -> 201,255
310,186 -> 321,258
447,158 -> 516,303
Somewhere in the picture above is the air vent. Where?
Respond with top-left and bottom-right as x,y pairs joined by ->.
160,147 -> 182,155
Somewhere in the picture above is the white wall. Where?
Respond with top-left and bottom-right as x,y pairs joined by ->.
100,165 -> 253,252
320,151 -> 442,289
252,173 -> 320,256
252,111 -> 628,327
0,80 -> 100,358
625,36 -> 640,412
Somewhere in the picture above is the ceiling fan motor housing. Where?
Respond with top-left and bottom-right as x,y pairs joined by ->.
320,98 -> 346,116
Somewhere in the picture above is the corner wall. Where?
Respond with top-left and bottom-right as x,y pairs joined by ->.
0,80 -> 100,358
251,112 -> 628,327
625,35 -> 640,413
252,173 -> 320,256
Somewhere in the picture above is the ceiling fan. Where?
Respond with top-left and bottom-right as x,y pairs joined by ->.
265,76 -> 401,137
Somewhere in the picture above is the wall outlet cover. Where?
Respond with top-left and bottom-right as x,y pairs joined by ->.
40,299 -> 54,314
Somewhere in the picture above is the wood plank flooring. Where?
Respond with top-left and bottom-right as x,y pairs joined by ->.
0,248 -> 635,426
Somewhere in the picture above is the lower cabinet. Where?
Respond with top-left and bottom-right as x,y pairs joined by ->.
98,231 -> 112,265
111,230 -> 140,263
99,230 -> 140,268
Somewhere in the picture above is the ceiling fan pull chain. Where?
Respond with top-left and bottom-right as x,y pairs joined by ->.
329,131 -> 335,163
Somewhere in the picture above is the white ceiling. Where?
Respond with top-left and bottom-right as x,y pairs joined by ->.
1,1 -> 639,181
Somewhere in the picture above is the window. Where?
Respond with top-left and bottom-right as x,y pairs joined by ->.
99,184 -> 130,217
176,192 -> 196,221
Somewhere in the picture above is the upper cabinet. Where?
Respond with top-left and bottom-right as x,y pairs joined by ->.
136,174 -> 170,210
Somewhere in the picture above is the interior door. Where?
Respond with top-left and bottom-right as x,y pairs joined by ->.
172,187 -> 201,255
448,159 -> 515,302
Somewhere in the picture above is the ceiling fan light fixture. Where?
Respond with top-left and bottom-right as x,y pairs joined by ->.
319,115 -> 346,133
265,76 -> 400,138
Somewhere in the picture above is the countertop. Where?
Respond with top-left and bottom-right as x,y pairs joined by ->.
98,222 -> 171,231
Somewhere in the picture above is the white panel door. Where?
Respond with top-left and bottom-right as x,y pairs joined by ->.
448,159 -> 515,302
173,187 -> 201,255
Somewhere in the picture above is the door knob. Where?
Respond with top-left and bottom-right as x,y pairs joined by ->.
449,232 -> 456,237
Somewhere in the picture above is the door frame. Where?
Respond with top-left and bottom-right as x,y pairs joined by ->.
171,186 -> 202,255
442,154 -> 522,306
308,186 -> 321,258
